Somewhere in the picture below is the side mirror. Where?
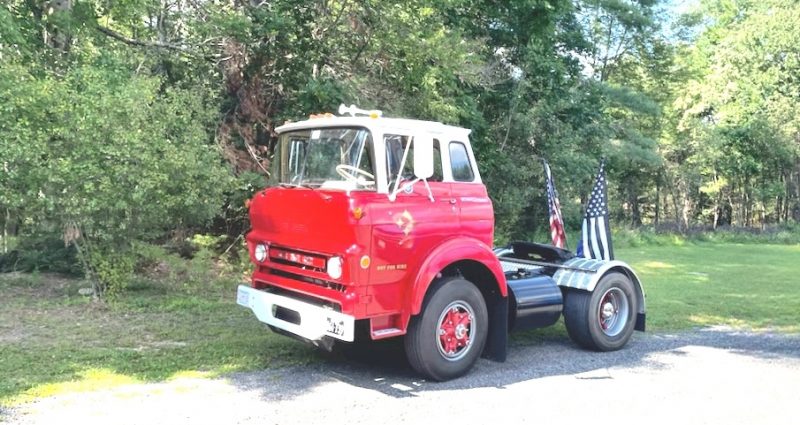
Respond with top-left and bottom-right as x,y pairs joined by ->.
413,134 -> 434,180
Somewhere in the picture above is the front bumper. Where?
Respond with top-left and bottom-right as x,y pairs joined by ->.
236,285 -> 355,342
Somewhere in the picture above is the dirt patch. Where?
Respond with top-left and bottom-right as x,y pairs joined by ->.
0,326 -> 28,344
0,272 -> 87,300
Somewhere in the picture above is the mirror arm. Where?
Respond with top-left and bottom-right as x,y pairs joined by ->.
388,178 -> 435,202
388,136 -> 413,202
421,178 -> 434,202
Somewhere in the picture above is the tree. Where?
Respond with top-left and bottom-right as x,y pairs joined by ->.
1,2 -> 232,295
670,0 -> 800,227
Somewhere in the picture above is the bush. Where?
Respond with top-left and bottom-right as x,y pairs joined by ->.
612,223 -> 800,248
0,232 -> 82,275
132,236 -> 250,294
1,63 -> 234,297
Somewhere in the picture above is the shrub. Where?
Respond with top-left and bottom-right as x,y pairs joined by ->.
1,63 -> 234,297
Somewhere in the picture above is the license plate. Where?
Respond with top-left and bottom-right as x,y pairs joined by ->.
326,317 -> 345,337
237,289 -> 250,307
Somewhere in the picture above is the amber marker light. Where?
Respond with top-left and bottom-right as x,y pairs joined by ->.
360,255 -> 371,269
352,207 -> 364,220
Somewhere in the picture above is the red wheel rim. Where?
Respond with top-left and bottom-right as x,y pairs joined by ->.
436,301 -> 475,361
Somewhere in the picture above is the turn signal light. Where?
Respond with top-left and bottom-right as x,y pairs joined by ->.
352,207 -> 364,220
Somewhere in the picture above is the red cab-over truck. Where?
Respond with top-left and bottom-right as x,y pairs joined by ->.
237,104 -> 646,381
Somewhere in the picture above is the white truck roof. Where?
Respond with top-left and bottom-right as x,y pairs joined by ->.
275,116 -> 472,139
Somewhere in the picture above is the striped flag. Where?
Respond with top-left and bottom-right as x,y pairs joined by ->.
577,160 -> 614,260
543,160 -> 567,249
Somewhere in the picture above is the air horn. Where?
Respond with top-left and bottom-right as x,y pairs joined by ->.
338,104 -> 383,118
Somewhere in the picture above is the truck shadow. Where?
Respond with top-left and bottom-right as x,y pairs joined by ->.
227,328 -> 800,401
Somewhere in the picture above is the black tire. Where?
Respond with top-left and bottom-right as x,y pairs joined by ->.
563,272 -> 638,351
404,277 -> 488,381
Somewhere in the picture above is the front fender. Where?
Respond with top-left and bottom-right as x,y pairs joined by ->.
409,237 -> 507,315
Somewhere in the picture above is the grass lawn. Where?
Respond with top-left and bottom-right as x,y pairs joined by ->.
0,274 -> 324,406
618,243 -> 800,332
2,242 -> 799,405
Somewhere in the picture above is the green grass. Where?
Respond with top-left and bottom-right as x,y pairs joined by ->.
618,243 -> 800,332
0,273 -> 322,406
2,241 -> 799,405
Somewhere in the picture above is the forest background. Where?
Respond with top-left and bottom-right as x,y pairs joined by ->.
2,0 -> 799,295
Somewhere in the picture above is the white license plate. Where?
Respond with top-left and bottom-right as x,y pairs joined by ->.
237,289 -> 250,307
326,317 -> 345,337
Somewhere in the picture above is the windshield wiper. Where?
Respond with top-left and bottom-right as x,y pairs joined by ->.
278,182 -> 303,189
279,182 -> 316,189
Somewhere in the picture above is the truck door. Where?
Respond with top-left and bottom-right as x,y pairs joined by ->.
447,140 -> 494,246
367,136 -> 457,316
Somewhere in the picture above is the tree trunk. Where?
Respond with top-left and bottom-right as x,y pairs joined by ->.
627,178 -> 642,227
2,207 -> 8,254
654,178 -> 660,227
681,192 -> 691,231
68,227 -> 101,300
672,188 -> 682,231
743,179 -> 753,227
2,161 -> 7,254
791,166 -> 800,221
43,0 -> 73,51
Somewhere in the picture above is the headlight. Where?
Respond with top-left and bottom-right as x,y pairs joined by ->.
254,244 -> 268,262
327,256 -> 343,279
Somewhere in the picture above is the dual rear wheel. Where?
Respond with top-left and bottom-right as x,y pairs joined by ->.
563,272 -> 638,351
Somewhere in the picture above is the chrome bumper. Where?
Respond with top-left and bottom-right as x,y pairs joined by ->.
236,285 -> 355,342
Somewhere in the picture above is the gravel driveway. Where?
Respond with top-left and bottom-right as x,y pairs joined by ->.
4,328 -> 799,425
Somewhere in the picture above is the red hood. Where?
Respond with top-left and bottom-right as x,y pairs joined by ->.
248,187 -> 366,255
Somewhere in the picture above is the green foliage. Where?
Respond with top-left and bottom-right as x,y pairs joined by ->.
0,232 -> 81,275
1,63 -> 232,294
218,171 -> 267,237
133,240 -> 226,293
664,0 -> 800,228
2,0 -> 800,292
614,223 -> 800,248
89,248 -> 136,298
1,2 -> 234,295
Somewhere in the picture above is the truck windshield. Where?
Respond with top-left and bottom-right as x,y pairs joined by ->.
270,127 -> 375,190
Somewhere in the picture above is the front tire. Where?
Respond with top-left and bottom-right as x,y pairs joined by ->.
404,277 -> 488,381
563,272 -> 637,351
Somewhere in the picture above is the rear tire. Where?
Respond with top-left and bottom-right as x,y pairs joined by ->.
404,277 -> 488,381
563,272 -> 637,351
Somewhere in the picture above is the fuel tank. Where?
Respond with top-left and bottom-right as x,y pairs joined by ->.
506,268 -> 563,331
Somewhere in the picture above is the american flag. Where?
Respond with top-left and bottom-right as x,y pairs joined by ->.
577,160 -> 614,260
543,160 -> 567,249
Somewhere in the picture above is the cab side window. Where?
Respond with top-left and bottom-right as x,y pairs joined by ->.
431,139 -> 444,182
449,141 -> 474,182
386,135 -> 445,182
385,134 -> 413,183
